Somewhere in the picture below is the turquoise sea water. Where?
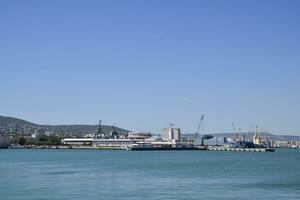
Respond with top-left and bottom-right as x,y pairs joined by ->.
0,149 -> 299,200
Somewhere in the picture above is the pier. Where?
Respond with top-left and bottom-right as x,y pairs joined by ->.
207,147 -> 275,152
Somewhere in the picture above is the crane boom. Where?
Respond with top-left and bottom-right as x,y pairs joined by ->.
195,115 -> 204,140
232,122 -> 237,134
95,120 -> 102,138
232,122 -> 240,141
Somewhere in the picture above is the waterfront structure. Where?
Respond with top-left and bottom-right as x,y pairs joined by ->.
161,128 -> 181,142
62,126 -> 190,150
128,126 -> 196,150
128,141 -> 196,151
207,146 -> 275,152
273,140 -> 290,148
272,140 -> 300,148
127,132 -> 151,139
61,138 -> 135,148
60,124 -> 278,152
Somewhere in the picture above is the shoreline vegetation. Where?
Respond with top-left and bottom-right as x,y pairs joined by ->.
14,134 -> 63,146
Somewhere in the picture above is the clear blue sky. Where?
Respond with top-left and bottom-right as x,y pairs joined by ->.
1,0 -> 300,135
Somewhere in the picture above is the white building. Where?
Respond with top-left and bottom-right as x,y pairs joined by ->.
161,128 -> 181,142
61,138 -> 134,148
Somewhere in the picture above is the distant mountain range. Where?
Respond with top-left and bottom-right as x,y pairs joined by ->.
0,116 -> 130,137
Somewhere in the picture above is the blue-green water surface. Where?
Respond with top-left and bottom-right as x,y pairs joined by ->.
0,149 -> 299,199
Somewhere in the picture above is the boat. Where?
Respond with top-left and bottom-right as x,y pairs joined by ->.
127,143 -> 201,151
0,135 -> 11,149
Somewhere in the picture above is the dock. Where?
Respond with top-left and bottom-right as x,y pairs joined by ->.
207,147 -> 275,152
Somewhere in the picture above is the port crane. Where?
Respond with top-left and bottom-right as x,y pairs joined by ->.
195,115 -> 204,144
232,122 -> 241,142
95,120 -> 102,138
245,125 -> 253,142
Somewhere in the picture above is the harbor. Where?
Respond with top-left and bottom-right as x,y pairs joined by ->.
57,119 -> 277,152
2,1 -> 300,199
3,116 -> 300,152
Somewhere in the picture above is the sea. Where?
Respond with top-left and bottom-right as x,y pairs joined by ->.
0,149 -> 299,200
